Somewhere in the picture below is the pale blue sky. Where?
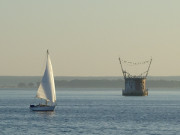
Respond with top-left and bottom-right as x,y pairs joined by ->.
0,0 -> 180,76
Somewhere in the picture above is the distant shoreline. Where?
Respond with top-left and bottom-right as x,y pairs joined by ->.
0,76 -> 180,89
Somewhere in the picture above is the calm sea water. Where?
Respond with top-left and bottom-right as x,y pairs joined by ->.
0,88 -> 180,135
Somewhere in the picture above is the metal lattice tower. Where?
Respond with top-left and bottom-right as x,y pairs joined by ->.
118,57 -> 152,79
118,57 -> 152,96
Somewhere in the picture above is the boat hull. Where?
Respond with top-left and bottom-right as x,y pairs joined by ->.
30,105 -> 55,111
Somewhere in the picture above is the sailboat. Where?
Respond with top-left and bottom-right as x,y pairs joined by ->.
30,50 -> 56,111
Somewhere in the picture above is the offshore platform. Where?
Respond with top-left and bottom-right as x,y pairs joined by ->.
119,58 -> 152,96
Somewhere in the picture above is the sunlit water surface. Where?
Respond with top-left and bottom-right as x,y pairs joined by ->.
0,88 -> 180,135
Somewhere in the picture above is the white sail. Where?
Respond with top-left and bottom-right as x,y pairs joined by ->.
36,51 -> 56,103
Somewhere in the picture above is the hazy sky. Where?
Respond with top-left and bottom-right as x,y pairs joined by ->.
0,0 -> 180,76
